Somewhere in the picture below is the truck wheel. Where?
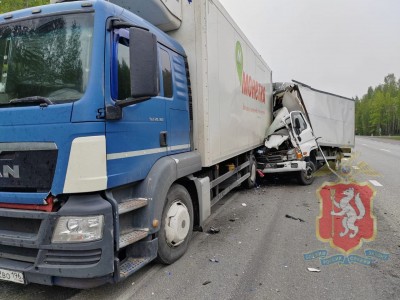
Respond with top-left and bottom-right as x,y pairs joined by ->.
297,161 -> 315,185
157,184 -> 194,265
244,155 -> 257,189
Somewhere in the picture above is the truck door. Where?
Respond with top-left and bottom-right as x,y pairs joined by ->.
159,47 -> 190,155
105,28 -> 167,188
290,111 -> 316,154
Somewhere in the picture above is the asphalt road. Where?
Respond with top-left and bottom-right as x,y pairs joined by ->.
1,136 -> 400,300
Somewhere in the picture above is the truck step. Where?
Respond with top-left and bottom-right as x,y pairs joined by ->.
119,257 -> 152,279
119,229 -> 149,249
118,198 -> 148,215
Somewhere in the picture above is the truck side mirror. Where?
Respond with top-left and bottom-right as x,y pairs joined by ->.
129,27 -> 159,99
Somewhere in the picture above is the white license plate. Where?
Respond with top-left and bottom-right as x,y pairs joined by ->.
0,268 -> 25,284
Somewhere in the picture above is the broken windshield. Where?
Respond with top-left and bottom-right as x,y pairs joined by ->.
0,13 -> 94,106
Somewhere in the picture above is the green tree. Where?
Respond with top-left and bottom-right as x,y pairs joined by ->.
0,0 -> 49,14
356,74 -> 400,136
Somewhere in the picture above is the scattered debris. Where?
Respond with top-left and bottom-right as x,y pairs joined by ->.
242,203 -> 247,207
285,214 -> 305,222
307,267 -> 321,272
209,258 -> 219,263
229,217 -> 239,222
256,228 -> 259,231
238,241 -> 242,244
203,281 -> 211,286
207,226 -> 220,234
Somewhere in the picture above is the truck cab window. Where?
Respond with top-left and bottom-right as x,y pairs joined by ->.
160,49 -> 173,98
292,113 -> 307,134
0,13 -> 94,104
116,37 -> 131,100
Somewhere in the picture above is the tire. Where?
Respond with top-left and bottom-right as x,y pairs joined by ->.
157,184 -> 194,265
244,155 -> 257,189
297,161 -> 316,185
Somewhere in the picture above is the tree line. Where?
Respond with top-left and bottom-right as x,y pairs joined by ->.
0,0 -> 48,14
356,74 -> 400,136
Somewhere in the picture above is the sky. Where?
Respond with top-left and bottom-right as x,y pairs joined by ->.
218,0 -> 400,99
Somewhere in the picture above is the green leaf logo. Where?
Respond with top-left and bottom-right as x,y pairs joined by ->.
235,41 -> 243,85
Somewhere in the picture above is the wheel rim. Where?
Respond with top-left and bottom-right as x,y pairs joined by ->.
165,201 -> 190,247
305,164 -> 313,179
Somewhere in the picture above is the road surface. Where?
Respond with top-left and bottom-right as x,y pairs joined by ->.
1,136 -> 400,299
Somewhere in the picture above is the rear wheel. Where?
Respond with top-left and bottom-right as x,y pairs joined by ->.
157,184 -> 193,265
297,161 -> 315,185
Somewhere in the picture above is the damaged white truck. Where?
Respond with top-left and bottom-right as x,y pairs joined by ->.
255,81 -> 355,185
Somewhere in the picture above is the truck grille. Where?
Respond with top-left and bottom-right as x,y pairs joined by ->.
0,145 -> 58,193
0,216 -> 41,235
44,249 -> 102,266
0,244 -> 38,263
266,154 -> 285,163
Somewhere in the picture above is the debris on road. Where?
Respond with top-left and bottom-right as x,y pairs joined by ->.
209,258 -> 219,263
229,217 -> 239,222
307,267 -> 321,272
202,281 -> 211,286
285,214 -> 305,222
207,226 -> 220,234
242,203 -> 247,207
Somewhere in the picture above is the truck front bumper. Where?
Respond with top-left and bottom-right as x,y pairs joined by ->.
0,194 -> 115,288
261,160 -> 306,173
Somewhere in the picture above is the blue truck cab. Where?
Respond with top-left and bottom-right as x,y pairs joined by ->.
0,0 -> 204,288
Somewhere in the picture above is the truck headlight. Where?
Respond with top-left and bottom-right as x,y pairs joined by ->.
52,215 -> 104,243
287,149 -> 296,160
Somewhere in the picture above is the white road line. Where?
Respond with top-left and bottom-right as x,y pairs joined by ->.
380,149 -> 391,153
369,180 -> 383,187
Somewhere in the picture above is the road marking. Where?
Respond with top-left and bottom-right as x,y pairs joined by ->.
362,144 -> 368,146
369,180 -> 383,187
380,149 -> 391,153
352,166 -> 360,170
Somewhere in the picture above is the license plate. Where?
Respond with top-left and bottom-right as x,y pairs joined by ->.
0,268 -> 25,284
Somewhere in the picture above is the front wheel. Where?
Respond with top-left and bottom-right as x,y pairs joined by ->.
297,161 -> 316,185
157,184 -> 194,265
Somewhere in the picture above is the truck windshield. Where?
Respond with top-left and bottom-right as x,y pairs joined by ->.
0,13 -> 94,106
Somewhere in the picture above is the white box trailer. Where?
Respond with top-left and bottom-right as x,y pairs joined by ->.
170,0 -> 273,166
114,0 -> 274,167
294,80 -> 355,149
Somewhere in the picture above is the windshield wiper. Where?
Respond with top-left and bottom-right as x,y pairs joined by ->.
9,96 -> 53,107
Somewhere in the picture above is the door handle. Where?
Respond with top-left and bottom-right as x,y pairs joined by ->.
160,131 -> 168,147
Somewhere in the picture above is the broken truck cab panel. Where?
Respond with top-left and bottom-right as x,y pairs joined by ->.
256,81 -> 355,183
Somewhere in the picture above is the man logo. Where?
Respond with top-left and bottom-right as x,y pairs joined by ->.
0,165 -> 20,178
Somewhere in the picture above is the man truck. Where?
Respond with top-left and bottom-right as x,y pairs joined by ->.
0,0 -> 273,287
